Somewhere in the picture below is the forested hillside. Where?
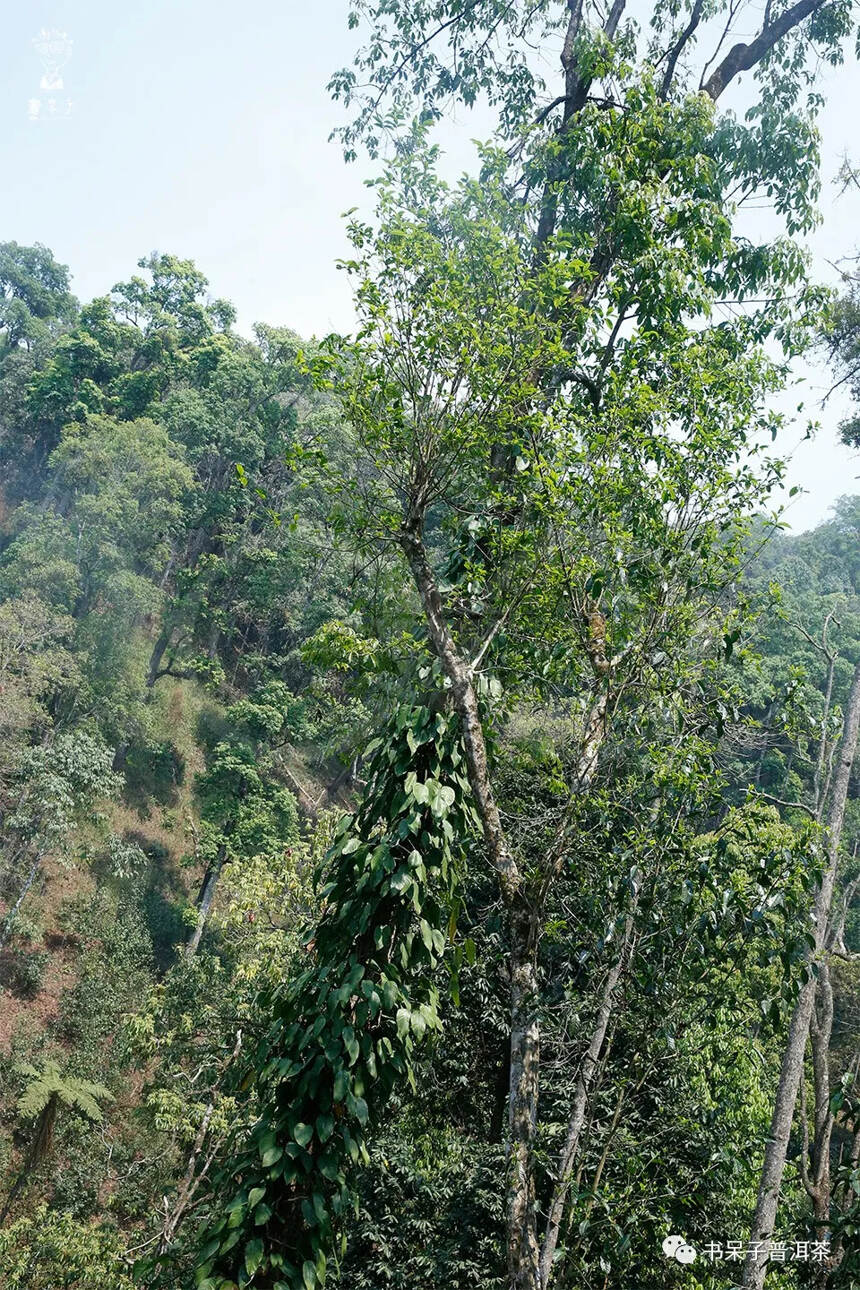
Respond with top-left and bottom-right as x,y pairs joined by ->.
2,2 -> 860,1289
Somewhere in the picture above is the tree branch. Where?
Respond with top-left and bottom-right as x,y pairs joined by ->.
702,0 -> 829,100
660,0 -> 705,98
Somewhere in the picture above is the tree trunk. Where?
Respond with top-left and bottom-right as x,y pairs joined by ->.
814,649 -> 837,820
159,1029 -> 243,1251
808,962 -> 835,1287
187,847 -> 226,956
539,915 -> 634,1288
160,1102 -> 216,1251
508,904 -> 542,1289
399,519 -> 540,1288
0,856 -> 42,950
743,656 -> 860,1288
0,1095 -> 56,1225
146,625 -> 173,689
398,514 -> 616,1290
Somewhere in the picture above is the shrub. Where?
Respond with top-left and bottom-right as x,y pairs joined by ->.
1,949 -> 48,999
0,1205 -> 133,1289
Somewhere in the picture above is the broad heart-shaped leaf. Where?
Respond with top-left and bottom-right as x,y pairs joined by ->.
256,1133 -> 277,1163
350,1094 -> 369,1124
343,1026 -> 360,1065
294,1122 -> 314,1147
244,1238 -> 264,1278
254,1202 -> 273,1226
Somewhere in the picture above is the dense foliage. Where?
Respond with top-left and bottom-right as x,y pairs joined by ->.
1,2 -> 860,1289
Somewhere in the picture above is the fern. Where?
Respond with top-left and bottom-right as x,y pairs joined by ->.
16,1061 -> 114,1125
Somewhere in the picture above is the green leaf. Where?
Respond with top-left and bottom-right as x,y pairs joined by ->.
294,1122 -> 314,1147
351,1095 -> 369,1125
316,1112 -> 335,1142
244,1238 -> 264,1278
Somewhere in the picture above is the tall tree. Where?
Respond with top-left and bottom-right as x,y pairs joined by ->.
0,242 -> 77,355
324,10 -> 859,1287
184,0 -> 857,1265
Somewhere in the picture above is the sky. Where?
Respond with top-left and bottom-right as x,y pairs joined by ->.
2,0 -> 859,531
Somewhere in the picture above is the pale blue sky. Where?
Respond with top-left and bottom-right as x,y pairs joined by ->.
3,1 -> 858,530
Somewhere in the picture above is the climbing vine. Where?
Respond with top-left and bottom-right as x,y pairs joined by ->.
177,702 -> 477,1290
